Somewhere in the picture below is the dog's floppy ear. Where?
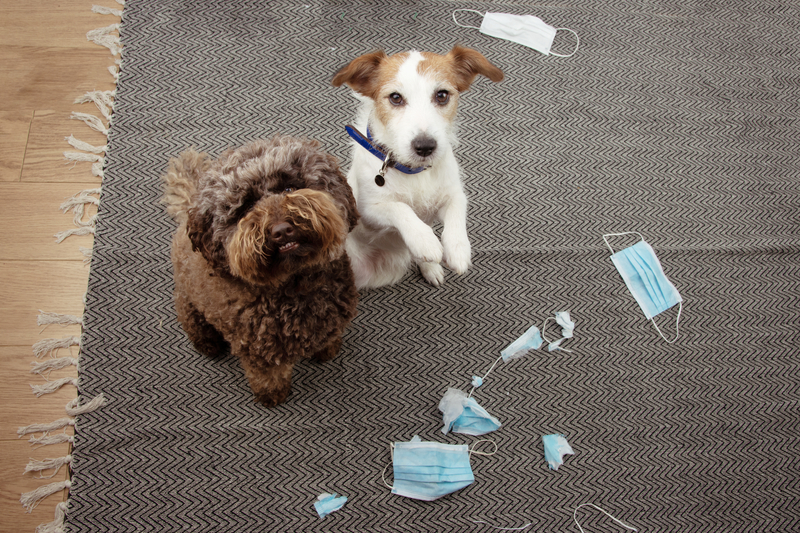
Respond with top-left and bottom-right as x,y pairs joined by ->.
334,169 -> 360,232
332,50 -> 388,98
446,45 -> 504,92
186,207 -> 228,274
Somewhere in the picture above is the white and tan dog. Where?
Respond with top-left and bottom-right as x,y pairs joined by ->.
332,46 -> 503,289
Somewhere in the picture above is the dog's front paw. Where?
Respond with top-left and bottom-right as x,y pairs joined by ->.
443,235 -> 471,275
419,261 -> 445,287
405,225 -> 443,264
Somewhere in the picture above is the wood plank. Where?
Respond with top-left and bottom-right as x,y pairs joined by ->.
0,45 -> 117,114
21,109 -> 108,183
0,345 -> 78,437
0,440 -> 70,533
0,1 -> 119,49
0,261 -> 88,347
0,110 -> 33,182
0,182 -> 97,260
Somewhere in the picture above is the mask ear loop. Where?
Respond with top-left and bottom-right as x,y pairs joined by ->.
550,28 -> 580,58
602,231 -> 645,255
650,301 -> 681,344
469,439 -> 498,457
573,503 -> 638,533
452,9 -> 484,30
468,354 -> 503,398
381,443 -> 395,489
541,317 -> 573,353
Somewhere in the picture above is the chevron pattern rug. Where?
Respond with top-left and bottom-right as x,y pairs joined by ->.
67,1 -> 800,531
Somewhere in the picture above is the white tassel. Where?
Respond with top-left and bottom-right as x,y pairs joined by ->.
38,311 -> 83,328
18,418 -> 75,437
92,4 -> 124,17
29,432 -> 75,448
108,65 -> 119,80
64,150 -> 105,178
79,247 -> 93,264
55,226 -> 96,244
70,112 -> 109,135
24,455 -> 73,479
33,336 -> 80,358
31,357 -> 79,376
73,90 -> 115,121
65,135 -> 107,155
60,187 -> 101,227
115,0 -> 125,6
86,23 -> 122,55
31,377 -> 79,397
36,501 -> 68,533
20,480 -> 71,513
66,394 -> 107,416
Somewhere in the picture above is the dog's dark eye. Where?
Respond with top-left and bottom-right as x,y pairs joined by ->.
284,187 -> 296,193
389,92 -> 404,106
435,90 -> 450,105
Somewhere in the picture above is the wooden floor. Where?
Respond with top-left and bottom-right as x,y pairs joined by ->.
0,1 -> 119,530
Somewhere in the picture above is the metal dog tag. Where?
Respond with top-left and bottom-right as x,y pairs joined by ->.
375,155 -> 391,187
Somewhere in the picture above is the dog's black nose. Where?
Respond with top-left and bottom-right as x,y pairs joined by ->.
412,135 -> 437,158
271,222 -> 295,242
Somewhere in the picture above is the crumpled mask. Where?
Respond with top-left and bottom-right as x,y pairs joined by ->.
314,492 -> 347,519
542,434 -> 574,470
501,324 -> 543,361
439,388 -> 502,436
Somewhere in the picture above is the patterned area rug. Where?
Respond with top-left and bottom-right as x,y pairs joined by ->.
69,1 -> 800,531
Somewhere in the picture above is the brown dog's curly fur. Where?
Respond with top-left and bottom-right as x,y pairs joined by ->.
162,136 -> 359,407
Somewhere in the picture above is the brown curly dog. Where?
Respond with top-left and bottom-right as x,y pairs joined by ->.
162,136 -> 359,407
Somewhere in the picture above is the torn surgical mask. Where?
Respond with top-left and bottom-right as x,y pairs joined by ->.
314,493 -> 347,519
389,436 -> 475,501
439,388 -> 502,436
542,434 -> 574,470
453,9 -> 579,57
603,232 -> 683,343
501,324 -> 543,361
555,311 -> 574,338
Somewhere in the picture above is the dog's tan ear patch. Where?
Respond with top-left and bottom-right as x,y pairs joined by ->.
445,45 -> 504,92
332,50 -> 388,98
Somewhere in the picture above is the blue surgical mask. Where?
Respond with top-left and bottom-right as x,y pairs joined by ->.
542,433 -> 574,470
501,324 -> 543,361
388,436 -> 475,501
439,388 -> 502,436
603,232 -> 683,343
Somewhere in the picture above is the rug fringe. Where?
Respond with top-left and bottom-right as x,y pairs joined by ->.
18,418 -> 76,437
66,393 -> 107,416
36,501 -> 68,533
25,4 -> 123,529
31,357 -> 80,376
20,480 -> 71,513
79,247 -> 93,264
31,377 -> 79,398
37,311 -> 83,328
29,431 -> 75,448
25,455 -> 73,480
32,336 -> 81,358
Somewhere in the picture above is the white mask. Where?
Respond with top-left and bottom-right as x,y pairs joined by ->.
453,9 -> 579,57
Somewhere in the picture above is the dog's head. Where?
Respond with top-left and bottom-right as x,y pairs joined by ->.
332,45 -> 503,168
186,136 -> 358,286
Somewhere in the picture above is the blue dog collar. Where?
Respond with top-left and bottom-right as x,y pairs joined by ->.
344,125 -> 427,175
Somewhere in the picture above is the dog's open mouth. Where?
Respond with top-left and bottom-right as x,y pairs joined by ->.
278,242 -> 300,254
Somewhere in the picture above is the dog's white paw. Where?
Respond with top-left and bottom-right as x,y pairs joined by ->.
419,261 -> 445,287
443,237 -> 471,275
406,226 -> 444,264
